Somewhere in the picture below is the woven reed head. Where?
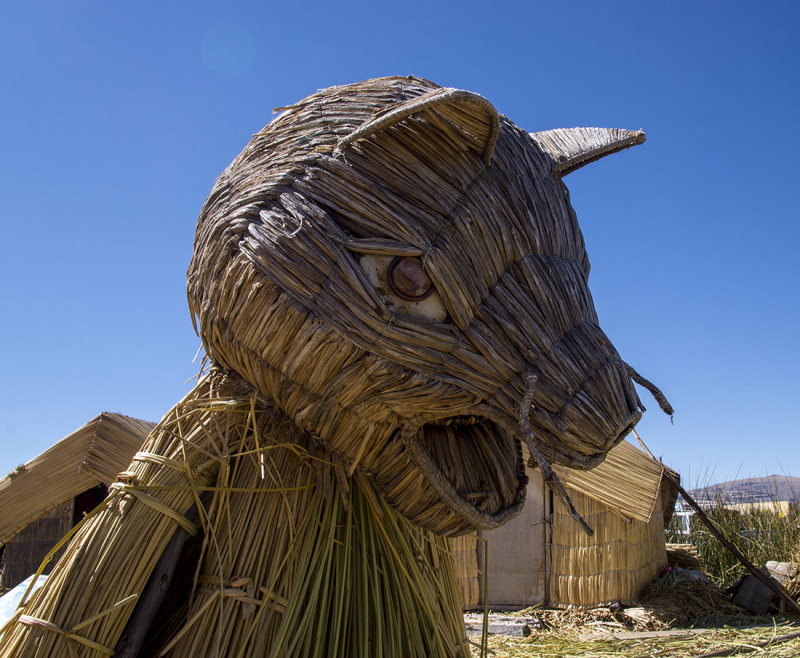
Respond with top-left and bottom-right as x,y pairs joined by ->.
188,76 -> 646,536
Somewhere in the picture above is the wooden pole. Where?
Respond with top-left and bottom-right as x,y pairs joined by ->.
663,471 -> 800,617
113,504 -> 199,657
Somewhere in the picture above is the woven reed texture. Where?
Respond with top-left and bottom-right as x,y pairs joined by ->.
548,489 -> 667,607
449,534 -> 482,610
0,372 -> 468,658
0,76 -> 659,656
0,413 -> 154,545
188,75 -> 647,535
529,127 -> 646,175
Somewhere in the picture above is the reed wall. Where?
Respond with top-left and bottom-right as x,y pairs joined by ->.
0,502 -> 72,589
548,489 -> 667,607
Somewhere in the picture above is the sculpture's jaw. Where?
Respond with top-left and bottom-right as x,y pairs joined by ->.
396,353 -> 644,535
402,416 -> 527,530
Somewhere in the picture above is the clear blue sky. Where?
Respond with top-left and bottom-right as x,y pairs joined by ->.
1,1 -> 798,487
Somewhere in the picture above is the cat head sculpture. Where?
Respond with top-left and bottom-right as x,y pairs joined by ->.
188,76 -> 649,535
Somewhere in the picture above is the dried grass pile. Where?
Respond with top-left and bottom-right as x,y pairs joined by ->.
637,568 -> 750,627
474,622 -> 800,658
488,568 -> 800,657
667,543 -> 703,570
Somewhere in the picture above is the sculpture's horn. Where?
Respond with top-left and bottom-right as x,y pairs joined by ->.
529,127 -> 646,176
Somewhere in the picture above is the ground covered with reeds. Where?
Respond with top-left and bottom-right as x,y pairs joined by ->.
467,598 -> 800,656
467,500 -> 800,656
472,622 -> 800,657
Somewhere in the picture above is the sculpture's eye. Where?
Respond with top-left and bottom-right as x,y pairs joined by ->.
388,257 -> 434,301
356,252 -> 447,322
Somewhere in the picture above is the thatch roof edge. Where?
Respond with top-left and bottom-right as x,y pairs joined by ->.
0,413 -> 154,545
80,412 -> 156,482
554,440 -> 667,524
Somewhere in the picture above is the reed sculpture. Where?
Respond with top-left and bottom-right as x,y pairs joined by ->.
0,76 -> 670,657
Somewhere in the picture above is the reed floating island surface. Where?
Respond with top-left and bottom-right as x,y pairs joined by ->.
0,76 -> 671,657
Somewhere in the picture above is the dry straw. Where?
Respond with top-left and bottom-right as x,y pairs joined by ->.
0,372 -> 469,657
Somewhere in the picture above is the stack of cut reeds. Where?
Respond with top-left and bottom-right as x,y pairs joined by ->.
666,543 -> 702,571
0,371 -> 468,657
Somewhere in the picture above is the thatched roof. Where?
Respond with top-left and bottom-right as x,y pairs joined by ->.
0,413 -> 155,545
554,440 -> 665,523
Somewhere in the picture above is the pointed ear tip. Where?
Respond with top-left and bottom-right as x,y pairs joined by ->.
528,126 -> 649,176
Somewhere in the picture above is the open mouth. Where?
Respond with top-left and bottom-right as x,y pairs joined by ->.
405,415 -> 527,526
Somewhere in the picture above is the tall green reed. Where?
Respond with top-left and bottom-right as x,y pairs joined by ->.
667,492 -> 800,587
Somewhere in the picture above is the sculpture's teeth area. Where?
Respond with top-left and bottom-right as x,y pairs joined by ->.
418,416 -> 523,516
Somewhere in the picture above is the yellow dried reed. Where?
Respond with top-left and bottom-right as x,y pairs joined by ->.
548,490 -> 667,607
0,370 -> 468,657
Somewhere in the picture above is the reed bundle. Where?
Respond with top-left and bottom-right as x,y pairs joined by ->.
666,543 -> 703,571
0,375 -> 242,656
161,449 -> 468,657
0,371 -> 468,657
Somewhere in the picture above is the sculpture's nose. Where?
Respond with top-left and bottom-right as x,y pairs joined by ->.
520,321 -> 643,467
558,357 -> 642,451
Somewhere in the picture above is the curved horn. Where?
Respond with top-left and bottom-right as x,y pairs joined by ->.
337,87 -> 500,164
529,127 -> 646,176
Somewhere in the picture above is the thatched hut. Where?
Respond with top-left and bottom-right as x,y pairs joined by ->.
0,413 -> 154,590
452,440 -> 679,609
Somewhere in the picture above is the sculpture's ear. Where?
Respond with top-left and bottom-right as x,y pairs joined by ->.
529,127 -> 646,176
336,87 -> 500,165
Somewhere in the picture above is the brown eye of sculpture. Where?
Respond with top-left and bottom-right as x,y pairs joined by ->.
388,256 -> 433,300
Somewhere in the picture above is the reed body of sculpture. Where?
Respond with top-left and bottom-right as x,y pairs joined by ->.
0,77 -> 665,657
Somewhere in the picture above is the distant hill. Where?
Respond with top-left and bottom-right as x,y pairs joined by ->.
690,475 -> 800,504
